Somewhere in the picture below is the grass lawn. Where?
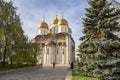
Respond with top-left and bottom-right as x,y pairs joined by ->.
0,64 -> 35,71
72,70 -> 99,80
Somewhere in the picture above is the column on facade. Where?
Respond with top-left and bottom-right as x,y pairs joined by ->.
69,37 -> 72,62
48,46 -> 50,64
46,46 -> 49,64
60,45 -> 63,64
58,45 -> 61,64
63,45 -> 66,64
56,47 -> 58,64
44,46 -> 46,64
66,36 -> 69,64
50,45 -> 55,64
50,45 -> 52,64
46,46 -> 48,64
61,45 -> 66,64
54,46 -> 56,63
62,46 -> 64,64
41,47 -> 44,64
52,45 -> 54,64
56,47 -> 59,64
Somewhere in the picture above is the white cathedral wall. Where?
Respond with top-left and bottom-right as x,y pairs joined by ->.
66,36 -> 69,64
50,46 -> 52,64
50,45 -> 55,64
59,46 -> 62,64
38,28 -> 48,35
58,26 -> 68,33
44,47 -> 46,64
57,47 -> 60,64
42,45 -> 57,64
39,35 -> 74,65
61,46 -> 66,64
69,37 -> 72,63
68,37 -> 71,63
50,24 -> 58,34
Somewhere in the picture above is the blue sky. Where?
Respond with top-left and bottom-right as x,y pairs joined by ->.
6,0 -> 120,51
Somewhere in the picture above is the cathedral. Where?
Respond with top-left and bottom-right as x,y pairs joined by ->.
35,15 -> 75,65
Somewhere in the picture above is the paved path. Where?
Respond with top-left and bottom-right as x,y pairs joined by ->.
0,66 -> 69,80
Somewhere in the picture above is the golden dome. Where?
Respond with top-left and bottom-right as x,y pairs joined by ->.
68,28 -> 72,33
58,19 -> 68,26
48,29 -> 51,34
51,18 -> 58,25
38,21 -> 48,29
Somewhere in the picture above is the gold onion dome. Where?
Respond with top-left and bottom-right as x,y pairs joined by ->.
68,28 -> 72,33
38,21 -> 48,29
58,18 -> 68,26
51,17 -> 58,25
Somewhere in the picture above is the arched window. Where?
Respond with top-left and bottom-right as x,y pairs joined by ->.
61,27 -> 63,32
44,29 -> 46,34
65,27 -> 66,32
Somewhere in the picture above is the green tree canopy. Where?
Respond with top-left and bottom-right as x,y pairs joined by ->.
0,0 -> 40,66
78,0 -> 120,80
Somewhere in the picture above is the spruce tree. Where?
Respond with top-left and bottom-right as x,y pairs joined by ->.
78,0 -> 120,80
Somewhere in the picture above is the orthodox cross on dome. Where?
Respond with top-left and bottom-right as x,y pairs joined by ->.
62,12 -> 64,19
43,16 -> 45,22
56,11 -> 58,19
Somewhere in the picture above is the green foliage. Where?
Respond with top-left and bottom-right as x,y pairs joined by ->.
0,64 -> 35,71
78,0 -> 120,80
11,42 -> 39,65
72,70 -> 99,80
0,0 -> 40,66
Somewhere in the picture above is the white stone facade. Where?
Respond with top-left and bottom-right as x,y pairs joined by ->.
35,17 -> 75,65
36,33 -> 75,65
38,28 -> 48,35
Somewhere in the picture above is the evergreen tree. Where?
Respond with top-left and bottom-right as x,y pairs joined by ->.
78,0 -> 120,80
